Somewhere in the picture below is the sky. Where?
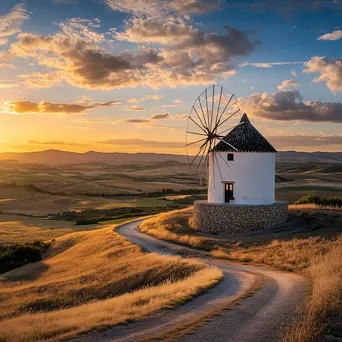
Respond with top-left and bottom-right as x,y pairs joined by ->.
0,0 -> 341,154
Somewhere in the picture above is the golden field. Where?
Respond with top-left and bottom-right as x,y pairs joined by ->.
1,159 -> 342,217
0,214 -> 100,244
0,224 -> 222,342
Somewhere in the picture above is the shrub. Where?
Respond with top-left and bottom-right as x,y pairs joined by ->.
75,219 -> 99,225
295,194 -> 342,208
0,241 -> 50,273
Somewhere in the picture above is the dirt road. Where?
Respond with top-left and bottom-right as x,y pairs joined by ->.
73,219 -> 307,342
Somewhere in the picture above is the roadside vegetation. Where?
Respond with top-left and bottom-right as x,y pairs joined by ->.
140,203 -> 342,341
0,240 -> 50,273
0,224 -> 222,342
283,241 -> 341,342
53,205 -> 187,225
294,194 -> 342,208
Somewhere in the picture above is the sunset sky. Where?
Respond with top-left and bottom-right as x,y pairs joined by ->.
0,0 -> 341,154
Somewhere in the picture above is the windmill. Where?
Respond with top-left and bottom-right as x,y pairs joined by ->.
185,85 -> 242,186
188,86 -> 287,235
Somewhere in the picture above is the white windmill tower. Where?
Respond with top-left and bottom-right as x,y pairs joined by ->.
186,85 -> 288,235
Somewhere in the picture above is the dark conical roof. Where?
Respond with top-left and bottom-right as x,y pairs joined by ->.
214,113 -> 277,153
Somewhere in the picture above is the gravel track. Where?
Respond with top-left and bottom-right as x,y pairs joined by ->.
72,219 -> 307,342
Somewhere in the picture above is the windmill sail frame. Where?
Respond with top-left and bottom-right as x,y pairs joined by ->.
186,85 -> 242,186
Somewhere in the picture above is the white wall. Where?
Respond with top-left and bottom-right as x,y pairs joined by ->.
208,151 -> 275,205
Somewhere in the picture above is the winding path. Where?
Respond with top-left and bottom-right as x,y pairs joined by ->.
73,219 -> 307,342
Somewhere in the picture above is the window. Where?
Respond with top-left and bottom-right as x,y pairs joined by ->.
227,153 -> 234,161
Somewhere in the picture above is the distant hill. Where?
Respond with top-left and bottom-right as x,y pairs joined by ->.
277,151 -> 342,164
0,150 -> 189,165
0,149 -> 341,165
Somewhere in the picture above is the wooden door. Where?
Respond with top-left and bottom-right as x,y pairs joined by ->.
225,183 -> 234,202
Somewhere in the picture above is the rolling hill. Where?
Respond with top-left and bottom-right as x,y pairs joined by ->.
0,149 -> 341,165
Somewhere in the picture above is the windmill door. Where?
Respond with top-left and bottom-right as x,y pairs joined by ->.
225,183 -> 234,203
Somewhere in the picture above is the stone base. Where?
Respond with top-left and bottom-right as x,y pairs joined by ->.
193,201 -> 288,235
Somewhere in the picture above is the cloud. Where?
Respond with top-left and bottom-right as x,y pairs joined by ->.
124,106 -> 145,111
149,112 -> 171,120
127,94 -> 163,104
277,79 -> 299,90
104,0 -> 222,16
76,96 -> 93,104
240,61 -> 303,68
0,63 -> 15,69
11,16 -> 257,89
18,72 -> 63,88
96,138 -> 184,148
161,99 -> 184,108
291,69 -> 297,77
268,134 -> 342,150
116,17 -> 199,45
115,18 -> 258,86
119,111 -> 183,125
171,0 -> 222,14
117,18 -> 258,58
143,94 -> 164,100
10,18 -> 163,90
0,80 -> 20,88
27,140 -> 82,146
0,51 -> 15,69
303,56 -> 342,93
104,0 -> 169,17
318,30 -> 342,41
173,113 -> 188,119
240,90 -> 342,122
3,100 -> 121,114
125,118 -> 150,123
0,3 -> 29,46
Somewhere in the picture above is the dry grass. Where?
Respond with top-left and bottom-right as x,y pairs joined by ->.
289,203 -> 342,211
140,208 -> 342,341
139,208 -> 207,249
0,214 -> 99,244
283,238 -> 342,342
0,224 -> 222,342
211,236 -> 339,271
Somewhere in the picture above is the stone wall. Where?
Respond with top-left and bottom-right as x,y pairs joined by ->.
193,201 -> 288,235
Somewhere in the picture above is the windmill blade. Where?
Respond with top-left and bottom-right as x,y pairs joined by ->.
215,108 -> 240,132
198,96 -> 209,129
216,121 -> 245,136
189,140 -> 208,166
205,88 -> 210,131
213,86 -> 223,131
214,151 -> 223,182
216,137 -> 238,151
200,149 -> 209,185
186,130 -> 208,136
211,85 -> 215,132
186,137 -> 207,147
195,141 -> 209,177
188,115 -> 207,134
192,107 -> 207,133
201,139 -> 214,185
211,149 -> 215,187
213,94 -> 233,131
216,147 -> 232,170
